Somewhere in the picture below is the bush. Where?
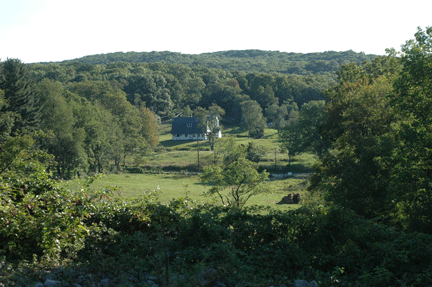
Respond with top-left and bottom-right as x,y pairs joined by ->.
2,175 -> 432,286
0,183 -> 96,263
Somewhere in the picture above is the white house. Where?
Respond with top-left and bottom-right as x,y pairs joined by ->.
171,116 -> 222,141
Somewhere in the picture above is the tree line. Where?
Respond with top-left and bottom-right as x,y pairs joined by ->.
281,27 -> 432,234
56,49 -> 376,78
27,59 -> 339,140
28,60 -> 333,117
0,59 -> 159,179
1,48 -> 345,179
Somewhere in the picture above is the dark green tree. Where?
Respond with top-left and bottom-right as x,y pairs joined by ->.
310,77 -> 396,219
279,100 -> 326,163
245,142 -> 267,163
265,103 -> 288,133
37,80 -> 87,178
125,74 -> 174,117
0,89 -> 17,142
0,58 -> 40,133
240,100 -> 266,138
387,26 -> 432,233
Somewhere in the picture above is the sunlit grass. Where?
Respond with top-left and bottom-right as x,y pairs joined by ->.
157,124 -> 281,151
62,123 -> 316,211
61,172 -> 309,211
153,124 -> 291,168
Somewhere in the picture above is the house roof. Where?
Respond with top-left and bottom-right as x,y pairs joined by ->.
171,117 -> 204,135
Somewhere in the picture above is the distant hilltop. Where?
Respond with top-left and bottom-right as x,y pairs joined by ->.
52,49 -> 378,76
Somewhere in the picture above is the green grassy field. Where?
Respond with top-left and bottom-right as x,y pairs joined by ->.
63,123 -> 315,211
149,124 -> 316,171
62,172 -> 309,211
158,123 -> 282,151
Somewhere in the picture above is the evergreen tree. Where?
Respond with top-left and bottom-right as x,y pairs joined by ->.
0,89 -> 17,142
0,59 -> 40,133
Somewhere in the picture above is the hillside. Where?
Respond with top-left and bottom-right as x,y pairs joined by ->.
58,49 -> 378,76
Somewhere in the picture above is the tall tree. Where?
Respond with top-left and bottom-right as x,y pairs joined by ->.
206,104 -> 225,151
387,26 -> 432,233
279,100 -> 326,162
0,89 -> 17,142
306,51 -> 401,220
0,59 -> 40,133
140,107 -> 159,148
265,103 -> 288,133
240,100 -> 266,138
193,104 -> 225,151
37,80 -> 87,178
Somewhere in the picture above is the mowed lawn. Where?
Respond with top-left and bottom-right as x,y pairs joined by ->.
62,172 -> 308,211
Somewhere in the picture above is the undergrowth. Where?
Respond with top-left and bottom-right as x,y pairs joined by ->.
1,175 -> 432,286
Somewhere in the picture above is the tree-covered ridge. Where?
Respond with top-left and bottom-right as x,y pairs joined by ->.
55,49 -> 377,76
4,51 -> 340,179
28,50 -> 375,126
28,60 -> 334,119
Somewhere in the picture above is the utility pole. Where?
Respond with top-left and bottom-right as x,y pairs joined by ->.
274,148 -> 277,169
197,137 -> 200,172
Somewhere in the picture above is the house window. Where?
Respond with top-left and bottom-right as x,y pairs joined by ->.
177,134 -> 180,137
187,123 -> 192,127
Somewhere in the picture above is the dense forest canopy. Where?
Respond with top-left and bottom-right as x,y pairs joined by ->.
54,49 -> 377,77
28,50 -> 367,120
0,49 -> 383,179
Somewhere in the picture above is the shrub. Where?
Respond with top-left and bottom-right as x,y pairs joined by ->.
2,174 -> 432,286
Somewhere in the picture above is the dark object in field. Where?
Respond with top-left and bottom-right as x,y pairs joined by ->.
278,193 -> 301,204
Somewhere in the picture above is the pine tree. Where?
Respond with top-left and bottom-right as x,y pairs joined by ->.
0,59 -> 40,134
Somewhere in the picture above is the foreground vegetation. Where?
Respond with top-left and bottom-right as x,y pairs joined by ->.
2,173 -> 432,286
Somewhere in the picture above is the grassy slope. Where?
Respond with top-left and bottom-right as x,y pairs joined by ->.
63,124 -> 315,211
153,123 -> 317,169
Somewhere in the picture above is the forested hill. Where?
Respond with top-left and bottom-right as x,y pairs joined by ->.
59,49 -> 378,76
24,49 -> 380,136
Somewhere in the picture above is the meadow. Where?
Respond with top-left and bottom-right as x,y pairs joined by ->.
148,123 -> 316,170
62,172 -> 309,212
63,123 -> 316,211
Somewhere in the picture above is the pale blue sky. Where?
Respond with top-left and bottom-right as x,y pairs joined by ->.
1,0 -> 431,63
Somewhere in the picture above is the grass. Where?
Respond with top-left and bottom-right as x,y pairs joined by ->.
62,172 -> 309,212
62,123 -> 315,212
157,124 -> 281,151
151,124 -> 312,171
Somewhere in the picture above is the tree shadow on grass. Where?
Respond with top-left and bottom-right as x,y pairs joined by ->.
159,139 -> 198,147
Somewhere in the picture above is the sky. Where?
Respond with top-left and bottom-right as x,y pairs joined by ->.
1,0 -> 431,63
